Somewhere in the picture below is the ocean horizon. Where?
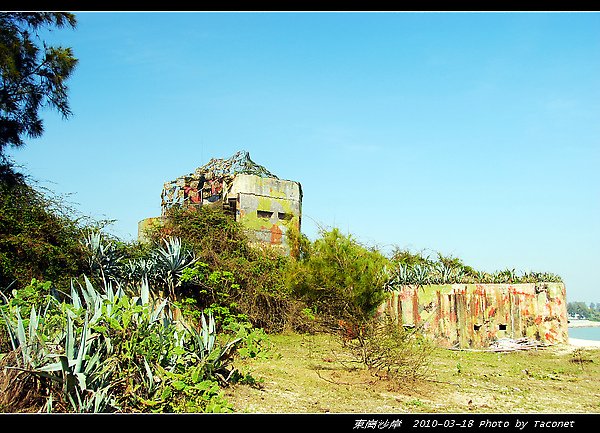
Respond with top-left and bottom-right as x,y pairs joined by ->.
568,326 -> 600,341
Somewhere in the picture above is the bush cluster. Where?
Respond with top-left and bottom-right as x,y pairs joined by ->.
386,247 -> 562,289
0,276 -> 268,413
0,173 -> 86,291
144,206 -> 299,332
286,227 -> 391,328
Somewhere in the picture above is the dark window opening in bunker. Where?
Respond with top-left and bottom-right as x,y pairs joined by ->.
474,324 -> 482,331
498,324 -> 507,331
278,212 -> 292,221
257,210 -> 273,219
223,198 -> 236,218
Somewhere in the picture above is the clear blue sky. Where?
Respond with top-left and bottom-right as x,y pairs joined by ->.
9,12 -> 600,303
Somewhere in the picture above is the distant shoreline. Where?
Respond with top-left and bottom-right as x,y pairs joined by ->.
568,319 -> 600,328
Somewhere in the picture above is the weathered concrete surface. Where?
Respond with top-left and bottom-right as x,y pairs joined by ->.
138,151 -> 302,256
228,173 -> 302,202
230,174 -> 302,255
378,283 -> 568,349
137,217 -> 163,243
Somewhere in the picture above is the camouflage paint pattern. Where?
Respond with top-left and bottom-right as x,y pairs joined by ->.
139,151 -> 302,256
377,283 -> 568,348
230,174 -> 302,255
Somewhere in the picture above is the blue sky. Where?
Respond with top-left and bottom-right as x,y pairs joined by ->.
8,12 -> 600,303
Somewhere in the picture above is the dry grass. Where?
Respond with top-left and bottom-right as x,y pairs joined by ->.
0,350 -> 49,413
224,332 -> 600,414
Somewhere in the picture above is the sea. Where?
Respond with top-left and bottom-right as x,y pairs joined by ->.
568,326 -> 600,341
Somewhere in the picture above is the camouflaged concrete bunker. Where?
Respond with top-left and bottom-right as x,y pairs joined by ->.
377,283 -> 569,349
138,151 -> 302,255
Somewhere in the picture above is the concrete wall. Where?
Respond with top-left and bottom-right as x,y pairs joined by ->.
139,168 -> 303,256
377,283 -> 568,348
228,174 -> 302,255
137,216 -> 163,243
227,173 -> 302,202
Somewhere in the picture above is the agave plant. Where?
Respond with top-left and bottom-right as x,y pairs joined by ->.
122,257 -> 159,290
542,272 -> 562,283
153,236 -> 198,298
1,275 -> 163,412
2,272 -> 253,412
181,312 -> 242,385
66,276 -> 126,326
519,271 -> 563,284
36,314 -> 112,408
80,230 -> 124,283
1,296 -> 117,412
384,263 -> 410,291
411,263 -> 431,288
491,268 -> 517,284
0,305 -> 47,369
434,262 -> 457,284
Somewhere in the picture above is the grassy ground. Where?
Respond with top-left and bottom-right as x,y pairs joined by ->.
224,332 -> 600,414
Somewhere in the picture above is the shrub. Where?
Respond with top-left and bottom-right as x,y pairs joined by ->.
346,314 -> 434,383
147,206 -> 250,264
286,227 -> 390,327
145,206 -> 298,333
0,174 -> 86,291
0,275 -> 266,413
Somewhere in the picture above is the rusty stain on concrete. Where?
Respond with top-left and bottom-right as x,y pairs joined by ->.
378,283 -> 569,349
139,150 -> 302,255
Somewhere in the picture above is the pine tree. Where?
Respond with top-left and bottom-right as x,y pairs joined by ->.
0,12 -> 77,164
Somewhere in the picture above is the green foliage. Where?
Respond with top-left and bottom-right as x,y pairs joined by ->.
149,206 -> 250,262
286,217 -> 311,260
0,275 -> 260,413
567,302 -> 600,321
286,227 -> 390,324
146,206 -> 296,332
391,247 -> 434,267
301,307 -> 317,322
178,261 -> 248,328
386,248 -> 562,289
0,176 -> 86,291
4,278 -> 53,311
406,399 -> 425,408
0,278 -> 54,353
151,370 -> 232,413
227,322 -> 274,360
0,12 -> 78,156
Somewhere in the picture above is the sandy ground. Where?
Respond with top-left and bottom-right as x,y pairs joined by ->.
568,319 -> 600,328
568,338 -> 600,348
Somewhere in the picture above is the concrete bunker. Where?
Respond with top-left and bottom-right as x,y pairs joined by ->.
377,282 -> 569,349
138,150 -> 302,255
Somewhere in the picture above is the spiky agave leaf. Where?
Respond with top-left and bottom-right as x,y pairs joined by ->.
15,308 -> 29,366
140,276 -> 150,306
0,303 -> 19,353
73,315 -> 89,375
28,307 -> 39,345
153,236 -> 198,296
70,280 -> 82,310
